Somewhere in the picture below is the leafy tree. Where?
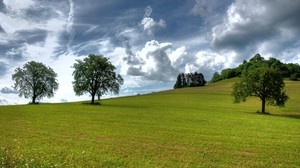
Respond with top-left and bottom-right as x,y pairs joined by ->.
174,73 -> 183,88
210,72 -> 222,83
290,73 -> 299,81
181,73 -> 187,87
174,72 -> 206,89
232,67 -> 288,113
72,54 -> 123,104
12,61 -> 59,104
221,68 -> 238,79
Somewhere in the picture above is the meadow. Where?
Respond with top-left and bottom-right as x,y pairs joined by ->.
0,78 -> 299,167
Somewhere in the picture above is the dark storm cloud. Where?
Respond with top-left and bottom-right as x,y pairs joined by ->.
0,87 -> 18,94
210,0 -> 300,60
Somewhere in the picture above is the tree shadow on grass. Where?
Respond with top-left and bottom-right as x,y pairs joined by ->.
247,111 -> 300,120
101,103 -> 148,109
270,113 -> 300,120
82,102 -> 101,105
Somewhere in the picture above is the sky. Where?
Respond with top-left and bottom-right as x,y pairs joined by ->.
0,0 -> 300,105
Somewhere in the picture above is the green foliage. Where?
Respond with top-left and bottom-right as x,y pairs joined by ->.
12,61 -> 58,104
72,54 -> 123,104
210,72 -> 222,83
211,53 -> 300,83
233,67 -> 288,113
290,73 -> 299,81
1,79 -> 300,167
221,68 -> 239,79
174,72 -> 206,89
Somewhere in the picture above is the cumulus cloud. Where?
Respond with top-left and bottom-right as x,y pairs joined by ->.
185,50 -> 236,75
122,40 -> 143,65
140,6 -> 166,35
210,0 -> 300,61
126,40 -> 186,82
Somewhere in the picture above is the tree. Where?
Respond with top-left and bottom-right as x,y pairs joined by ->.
174,73 -> 183,89
232,67 -> 288,113
174,72 -> 206,89
72,54 -> 123,104
12,61 -> 59,104
210,72 -> 222,83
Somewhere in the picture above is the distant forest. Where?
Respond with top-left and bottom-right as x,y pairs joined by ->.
210,54 -> 300,83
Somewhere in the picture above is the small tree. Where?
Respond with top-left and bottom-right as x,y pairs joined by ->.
12,61 -> 59,104
72,54 -> 123,104
232,67 -> 288,113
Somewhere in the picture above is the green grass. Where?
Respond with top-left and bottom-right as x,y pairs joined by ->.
0,78 -> 300,167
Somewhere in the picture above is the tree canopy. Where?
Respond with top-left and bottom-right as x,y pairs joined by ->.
12,61 -> 59,104
72,54 -> 123,104
174,72 -> 206,89
232,66 -> 288,113
210,53 -> 300,83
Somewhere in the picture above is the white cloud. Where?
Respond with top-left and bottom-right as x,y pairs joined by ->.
140,6 -> 166,35
66,0 -> 75,53
126,40 -> 181,82
184,50 -> 237,79
3,0 -> 34,12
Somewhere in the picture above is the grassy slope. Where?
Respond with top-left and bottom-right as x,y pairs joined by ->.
0,78 -> 299,167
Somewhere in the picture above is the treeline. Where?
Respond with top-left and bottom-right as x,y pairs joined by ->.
211,54 -> 300,83
174,72 -> 206,89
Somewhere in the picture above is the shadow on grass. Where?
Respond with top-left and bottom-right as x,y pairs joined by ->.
248,111 -> 300,120
270,113 -> 300,120
101,103 -> 148,109
82,102 -> 101,105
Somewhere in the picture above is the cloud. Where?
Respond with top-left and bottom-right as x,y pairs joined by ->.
122,40 -> 143,65
140,6 -> 166,35
190,0 -> 221,17
0,97 -> 9,105
0,0 -> 5,12
66,0 -> 75,53
126,40 -> 184,82
0,62 -> 8,77
0,87 -> 18,94
184,50 -> 237,80
0,25 -> 5,33
210,0 -> 300,61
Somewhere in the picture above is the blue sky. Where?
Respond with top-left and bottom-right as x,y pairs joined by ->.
0,0 -> 300,104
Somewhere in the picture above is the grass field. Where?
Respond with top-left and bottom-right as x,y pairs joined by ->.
0,78 -> 300,167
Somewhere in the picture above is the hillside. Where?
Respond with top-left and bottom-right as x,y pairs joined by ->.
0,79 -> 300,167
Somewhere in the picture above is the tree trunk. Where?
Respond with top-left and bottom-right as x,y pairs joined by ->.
261,98 -> 266,113
98,94 -> 100,101
91,94 -> 95,104
32,95 -> 36,104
